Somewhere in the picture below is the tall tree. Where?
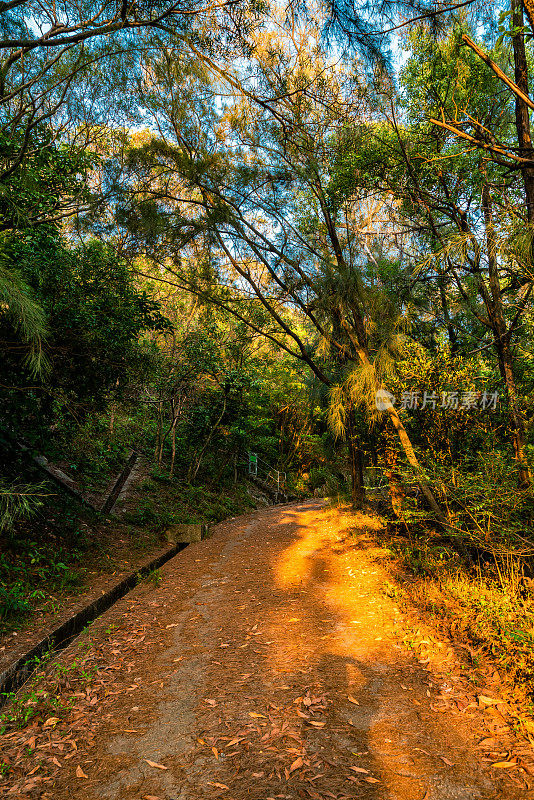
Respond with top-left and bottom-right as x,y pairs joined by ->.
329,25 -> 534,487
108,25 -> 445,515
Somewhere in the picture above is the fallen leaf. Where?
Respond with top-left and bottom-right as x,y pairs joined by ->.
249,712 -> 266,718
51,757 -> 61,767
144,759 -> 168,770
440,757 -> 454,766
350,766 -> 369,774
308,721 -> 325,728
491,761 -> 517,768
478,696 -> 501,707
226,737 -> 245,747
144,796 -> 162,800
252,772 -> 265,778
289,757 -> 303,773
204,699 -> 217,706
76,766 -> 88,778
44,717 -> 61,728
476,738 -> 499,749
207,782 -> 230,790
364,777 -> 380,783
212,747 -> 219,760
347,695 -> 359,705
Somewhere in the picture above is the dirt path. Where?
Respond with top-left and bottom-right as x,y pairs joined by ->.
3,501 -> 534,799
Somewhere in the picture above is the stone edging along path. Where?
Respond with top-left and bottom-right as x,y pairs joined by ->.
0,537 -> 201,705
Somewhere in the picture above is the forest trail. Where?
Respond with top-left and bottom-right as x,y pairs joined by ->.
8,501 -> 533,799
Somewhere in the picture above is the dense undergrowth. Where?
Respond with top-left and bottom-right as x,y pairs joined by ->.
378,518 -> 534,710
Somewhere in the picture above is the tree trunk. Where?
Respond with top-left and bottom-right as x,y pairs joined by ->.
190,397 -> 227,482
338,317 -> 446,521
319,199 -> 445,520
346,409 -> 365,508
170,422 -> 177,478
512,0 -> 534,223
439,277 -> 458,353
498,337 -> 530,488
385,401 -> 446,522
213,447 -> 235,485
482,184 -> 531,488
155,400 -> 164,465
385,448 -> 404,517
524,0 -> 534,34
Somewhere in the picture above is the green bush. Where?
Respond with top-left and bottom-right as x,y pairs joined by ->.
0,583 -> 32,621
308,466 -> 329,490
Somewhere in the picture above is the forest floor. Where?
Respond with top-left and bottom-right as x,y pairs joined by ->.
2,500 -> 534,799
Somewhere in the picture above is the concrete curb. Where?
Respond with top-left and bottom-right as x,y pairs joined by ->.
0,541 -> 189,705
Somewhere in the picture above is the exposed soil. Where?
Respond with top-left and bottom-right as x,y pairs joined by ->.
2,501 -> 534,799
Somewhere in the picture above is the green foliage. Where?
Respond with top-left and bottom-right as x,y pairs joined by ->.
387,537 -> 461,578
2,236 -> 169,428
144,568 -> 162,588
0,124 -> 171,470
0,481 -> 47,532
308,466 -> 330,490
0,583 -> 33,622
0,129 -> 94,233
0,257 -> 48,376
